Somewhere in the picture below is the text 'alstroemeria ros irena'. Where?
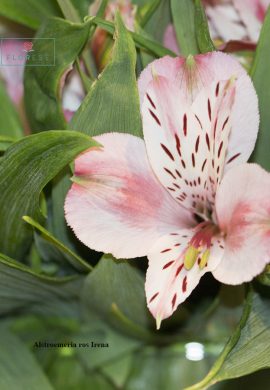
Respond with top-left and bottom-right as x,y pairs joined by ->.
65,52 -> 270,328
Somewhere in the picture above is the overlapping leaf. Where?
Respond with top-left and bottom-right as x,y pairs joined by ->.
0,130 -> 97,260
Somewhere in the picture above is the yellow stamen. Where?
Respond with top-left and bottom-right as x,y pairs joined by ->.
184,246 -> 200,270
151,64 -> 158,80
199,249 -> 210,270
156,313 -> 163,330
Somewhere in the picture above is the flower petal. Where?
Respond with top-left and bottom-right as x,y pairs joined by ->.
213,164 -> 270,285
138,56 -> 185,104
145,228 -> 224,325
205,2 -> 249,41
232,0 -> 268,41
65,133 -> 194,259
140,53 -> 259,215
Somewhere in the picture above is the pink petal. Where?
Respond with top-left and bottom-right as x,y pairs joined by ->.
65,133 -> 194,259
232,0 -> 269,41
145,228 -> 224,325
205,2 -> 249,41
213,164 -> 270,284
0,40 -> 25,106
163,24 -> 180,55
138,56 -> 185,105
140,53 -> 259,215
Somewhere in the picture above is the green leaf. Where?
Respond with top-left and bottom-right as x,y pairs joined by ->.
0,79 -> 23,139
24,18 -> 91,132
171,0 -> 199,56
0,130 -> 98,260
257,265 -> 270,286
194,0 -> 215,53
82,255 -> 151,329
0,253 -> 82,318
185,291 -> 270,389
90,16 -> 176,58
0,326 -> 53,390
70,14 -> 142,137
23,216 -> 92,272
56,0 -> 81,22
250,8 -> 270,170
0,0 -> 61,29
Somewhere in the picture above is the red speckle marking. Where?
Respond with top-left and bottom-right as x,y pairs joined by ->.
208,99 -> 212,121
149,109 -> 161,126
175,169 -> 182,178
171,293 -> 177,309
218,141 -> 223,158
161,248 -> 172,253
192,153 -> 195,167
174,243 -> 181,247
173,183 -> 180,189
215,82 -> 220,97
183,114 -> 187,136
222,116 -> 229,131
167,187 -> 176,192
161,143 -> 175,161
195,114 -> 203,129
175,264 -> 184,277
146,93 -> 156,109
181,159 -> 186,169
149,292 -> 159,303
205,133 -> 210,151
163,260 -> 175,269
164,167 -> 176,179
175,133 -> 181,157
195,136 -> 200,153
198,177 -> 201,185
201,159 -> 207,172
182,276 -> 187,293
227,153 -> 241,164
214,118 -> 218,139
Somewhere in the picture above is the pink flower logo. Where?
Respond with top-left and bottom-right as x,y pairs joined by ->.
22,41 -> 34,52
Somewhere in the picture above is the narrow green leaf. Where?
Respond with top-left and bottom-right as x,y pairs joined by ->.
70,14 -> 143,137
0,130 -> 98,260
0,0 -> 61,29
23,216 -> 92,272
0,326 -> 53,390
138,0 -> 162,27
0,253 -> 82,318
171,0 -> 199,56
186,291 -> 270,389
194,0 -> 215,53
0,79 -> 23,139
56,0 -> 81,22
89,16 -> 176,58
24,18 -> 91,132
250,8 -> 270,170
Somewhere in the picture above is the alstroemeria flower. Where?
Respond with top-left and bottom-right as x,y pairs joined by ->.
164,1 -> 270,54
65,53 -> 270,328
205,0 -> 270,42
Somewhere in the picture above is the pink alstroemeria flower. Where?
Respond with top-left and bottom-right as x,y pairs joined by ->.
64,52 -> 270,328
205,0 -> 270,42
164,0 -> 270,53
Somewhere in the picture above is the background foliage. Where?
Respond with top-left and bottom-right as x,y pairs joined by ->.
0,0 -> 269,389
